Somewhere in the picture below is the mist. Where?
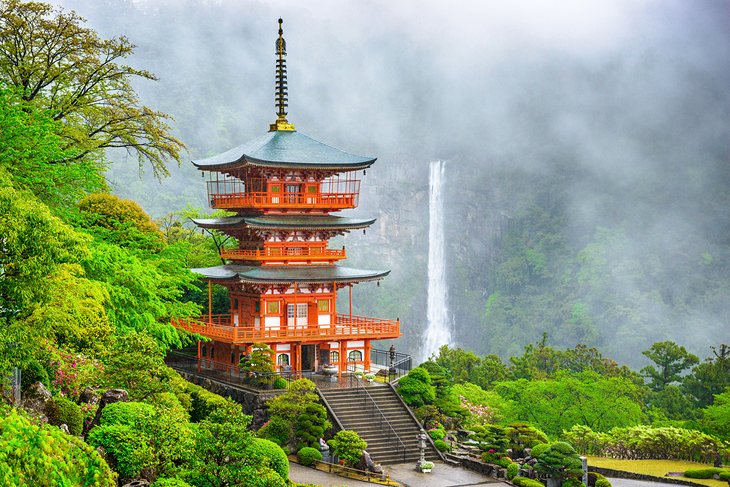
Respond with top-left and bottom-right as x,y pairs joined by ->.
56,0 -> 730,367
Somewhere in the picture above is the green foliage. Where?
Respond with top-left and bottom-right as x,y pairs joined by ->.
186,382 -> 229,422
20,359 -> 49,390
530,443 -> 550,459
683,468 -> 727,479
258,416 -> 291,446
0,0 -> 184,178
685,345 -> 730,407
297,447 -> 322,467
273,377 -> 288,389
434,439 -> 451,452
88,423 -> 154,479
701,388 -> 730,440
494,457 -> 512,467
397,367 -> 436,407
329,430 -> 367,467
100,401 -> 156,427
243,438 -> 290,481
507,462 -> 520,480
495,372 -> 645,437
535,442 -> 582,480
595,479 -> 612,487
294,403 -> 331,449
512,476 -> 545,487
563,424 -> 728,463
103,332 -> 173,400
641,341 -> 699,392
266,378 -> 318,423
49,396 -> 83,436
0,408 -> 115,486
152,479 -> 193,487
428,427 -> 446,441
473,424 -> 509,453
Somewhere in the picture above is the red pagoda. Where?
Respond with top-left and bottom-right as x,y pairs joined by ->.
172,19 -> 400,376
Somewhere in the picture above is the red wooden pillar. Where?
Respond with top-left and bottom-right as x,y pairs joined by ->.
364,339 -> 371,372
197,340 -> 201,373
338,340 -> 346,378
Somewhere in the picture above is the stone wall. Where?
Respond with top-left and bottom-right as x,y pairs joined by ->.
589,467 -> 705,487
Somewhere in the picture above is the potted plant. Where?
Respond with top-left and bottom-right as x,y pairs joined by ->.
354,370 -> 364,378
419,461 -> 434,473
364,373 -> 375,382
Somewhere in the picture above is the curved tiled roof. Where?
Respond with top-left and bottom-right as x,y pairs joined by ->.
190,264 -> 389,284
191,215 -> 375,231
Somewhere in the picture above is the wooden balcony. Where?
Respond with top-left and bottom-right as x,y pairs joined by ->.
220,246 -> 347,263
171,314 -> 401,344
208,191 -> 358,211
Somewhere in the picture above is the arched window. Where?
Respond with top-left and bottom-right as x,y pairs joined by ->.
330,351 -> 339,363
348,350 -> 363,361
277,354 -> 290,366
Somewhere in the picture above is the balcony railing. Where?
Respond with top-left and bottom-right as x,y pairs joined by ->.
171,313 -> 401,344
220,246 -> 346,262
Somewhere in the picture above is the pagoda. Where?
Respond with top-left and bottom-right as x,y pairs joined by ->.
172,19 -> 400,376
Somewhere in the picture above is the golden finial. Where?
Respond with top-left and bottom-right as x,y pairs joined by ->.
270,17 -> 295,131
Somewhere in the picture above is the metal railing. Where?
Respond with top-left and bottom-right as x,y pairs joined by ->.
165,349 -> 313,390
370,348 -> 412,381
312,460 -> 396,485
349,359 -> 408,463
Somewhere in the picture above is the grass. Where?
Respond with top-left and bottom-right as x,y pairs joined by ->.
587,457 -> 727,487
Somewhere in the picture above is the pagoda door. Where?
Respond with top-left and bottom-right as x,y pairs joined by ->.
287,303 -> 307,328
285,183 -> 302,204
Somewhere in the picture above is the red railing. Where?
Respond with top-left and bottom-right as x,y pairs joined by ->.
220,246 -> 346,262
171,314 -> 401,344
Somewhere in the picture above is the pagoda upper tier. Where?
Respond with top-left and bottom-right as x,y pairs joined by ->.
193,130 -> 375,172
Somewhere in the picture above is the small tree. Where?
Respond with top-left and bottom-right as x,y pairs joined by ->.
329,430 -> 367,467
294,403 -> 331,449
534,442 -> 583,483
506,423 -> 549,457
239,343 -> 275,387
397,367 -> 436,407
641,341 -> 699,392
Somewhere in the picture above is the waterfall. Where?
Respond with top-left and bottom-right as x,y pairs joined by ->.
424,160 -> 451,361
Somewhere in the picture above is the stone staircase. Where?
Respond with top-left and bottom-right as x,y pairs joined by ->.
320,384 -> 441,465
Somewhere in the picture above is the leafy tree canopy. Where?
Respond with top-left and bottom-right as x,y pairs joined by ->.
641,341 -> 700,392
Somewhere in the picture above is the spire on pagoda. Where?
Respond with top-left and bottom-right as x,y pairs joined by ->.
270,18 -> 296,132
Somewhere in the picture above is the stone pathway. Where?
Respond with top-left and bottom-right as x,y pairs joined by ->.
289,461 -> 505,487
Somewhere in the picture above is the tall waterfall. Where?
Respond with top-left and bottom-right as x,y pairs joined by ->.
424,160 -> 451,361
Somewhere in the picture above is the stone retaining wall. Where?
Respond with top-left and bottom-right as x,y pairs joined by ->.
589,466 -> 707,487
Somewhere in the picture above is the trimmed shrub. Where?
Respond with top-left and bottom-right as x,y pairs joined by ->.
244,438 -> 289,481
434,439 -> 451,452
20,360 -> 50,391
562,479 -> 583,487
428,427 -> 446,441
87,423 -> 154,478
188,383 -> 228,422
273,377 -> 288,389
297,446 -> 322,466
397,367 -> 436,407
507,462 -> 519,480
329,430 -> 367,466
530,443 -> 550,459
258,416 -> 292,446
295,403 -> 331,449
52,397 -> 83,436
595,479 -> 612,487
719,471 -> 730,481
100,401 -> 154,426
513,476 -> 545,487
684,468 -> 726,479
535,442 -> 582,479
495,457 -> 512,468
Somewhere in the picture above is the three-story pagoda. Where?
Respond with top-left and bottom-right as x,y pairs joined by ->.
172,19 -> 400,375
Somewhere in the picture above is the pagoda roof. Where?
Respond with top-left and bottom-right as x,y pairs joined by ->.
190,264 -> 389,284
192,131 -> 375,171
191,215 -> 375,231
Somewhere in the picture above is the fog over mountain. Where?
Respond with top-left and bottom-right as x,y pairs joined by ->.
55,0 -> 730,366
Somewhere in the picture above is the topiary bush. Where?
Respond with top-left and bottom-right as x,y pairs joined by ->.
530,442 -> 550,459
595,479 -> 612,487
87,423 -> 154,479
243,438 -> 289,481
513,476 -> 545,487
51,397 -> 83,436
562,479 -> 583,487
507,462 -> 519,480
434,439 -> 451,452
506,423 -> 548,456
273,377 -> 288,389
428,427 -> 446,441
684,468 -> 726,479
294,403 -> 331,449
719,471 -> 730,481
495,457 -> 512,468
187,384 -> 228,422
258,416 -> 292,446
397,367 -> 436,407
535,442 -> 582,481
151,478 -> 193,487
329,430 -> 367,467
297,446 -> 322,466
99,401 -> 155,427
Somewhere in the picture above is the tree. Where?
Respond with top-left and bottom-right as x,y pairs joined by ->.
397,367 -> 436,407
641,341 -> 699,392
329,430 -> 367,467
0,0 -> 184,178
684,345 -> 730,407
700,388 -> 730,440
238,343 -> 275,387
534,442 -> 583,482
103,331 -> 173,400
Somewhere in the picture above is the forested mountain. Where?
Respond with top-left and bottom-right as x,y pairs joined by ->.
55,0 -> 730,367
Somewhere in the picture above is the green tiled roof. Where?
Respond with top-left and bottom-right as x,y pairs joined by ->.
192,131 -> 375,171
190,265 -> 389,284
192,215 -> 375,230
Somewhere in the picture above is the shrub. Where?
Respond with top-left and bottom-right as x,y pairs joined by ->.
719,471 -> 730,481
295,403 -> 331,449
273,377 -> 288,389
595,479 -> 612,487
397,367 -> 436,407
258,416 -> 291,446
329,430 -> 367,466
562,479 -> 583,487
684,468 -> 726,479
495,457 -> 512,468
87,423 -> 154,478
434,439 -> 451,452
100,401 -> 155,427
530,443 -> 550,459
513,477 -> 545,487
243,438 -> 289,480
535,442 -> 582,480
507,462 -> 519,480
188,384 -> 228,422
297,446 -> 322,466
151,479 -> 193,487
506,423 -> 548,456
428,427 -> 446,441
20,360 -> 50,391
50,397 -> 83,436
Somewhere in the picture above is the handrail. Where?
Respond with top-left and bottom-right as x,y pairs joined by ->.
387,381 -> 446,462
350,362 -> 407,463
221,246 -> 346,261
312,460 -> 394,485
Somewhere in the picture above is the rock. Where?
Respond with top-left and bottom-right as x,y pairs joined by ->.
60,424 -> 70,434
86,389 -> 129,435
79,387 -> 100,405
251,408 -> 269,430
528,458 -> 538,466
121,481 -> 149,487
357,450 -> 382,473
524,448 -> 532,457
21,382 -> 53,417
